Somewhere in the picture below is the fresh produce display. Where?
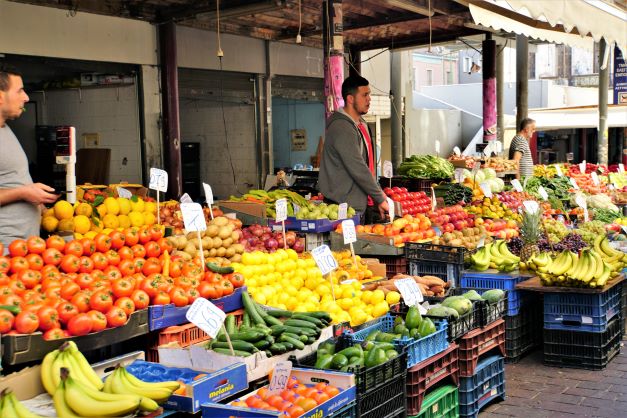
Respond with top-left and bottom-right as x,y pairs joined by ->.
524,176 -> 571,201
533,233 -> 588,253
362,274 -> 449,298
482,157 -> 518,172
41,197 -> 158,238
464,196 -> 522,222
470,240 -> 520,272
448,154 -> 476,168
519,208 -> 541,262
592,208 -> 621,224
542,218 -> 571,243
429,205 -> 475,233
167,216 -> 245,261
496,191 -> 537,211
335,250 -> 378,281
0,389 -> 44,418
527,236 -> 627,288
158,200 -> 223,234
461,168 -> 505,193
426,289 -> 504,319
240,224 -> 304,253
398,155 -> 454,179
481,219 -> 520,240
583,193 -> 619,211
355,215 -> 436,246
312,338 -> 400,372
608,172 -> 627,189
434,183 -> 473,206
370,305 -> 436,341
383,186 -> 433,215
430,225 -> 492,250
576,220 -> 608,246
205,292 -> 331,357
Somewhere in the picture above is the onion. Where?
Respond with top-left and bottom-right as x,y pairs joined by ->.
292,240 -> 305,253
261,233 -> 272,241
250,225 -> 264,237
162,207 -> 172,217
286,231 -> 296,246
265,238 -> 279,250
262,226 -> 272,234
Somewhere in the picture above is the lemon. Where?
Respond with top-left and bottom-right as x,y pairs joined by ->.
315,283 -> 331,297
74,202 -> 93,217
43,208 -> 54,218
144,201 -> 157,214
130,197 -> 145,213
286,248 -> 298,261
118,215 -> 131,228
290,276 -> 304,289
143,212 -> 156,226
350,310 -> 368,327
372,301 -> 390,318
117,197 -> 131,215
96,204 -> 107,217
341,286 -> 355,299
338,298 -> 353,310
104,197 -> 120,216
41,216 -> 59,232
53,200 -> 74,220
57,218 -> 75,232
90,217 -> 103,232
286,297 -> 298,310
254,293 -> 267,305
73,215 -> 91,234
103,213 -> 120,229
84,231 -> 97,239
305,277 -> 319,291
371,289 -> 385,305
386,291 -> 401,305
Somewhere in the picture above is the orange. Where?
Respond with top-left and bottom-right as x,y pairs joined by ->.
296,397 -> 317,412
323,385 -> 340,398
314,382 -> 328,391
245,395 -> 263,408
257,387 -> 269,400
286,405 -> 305,417
267,395 -> 284,409
312,391 -> 330,405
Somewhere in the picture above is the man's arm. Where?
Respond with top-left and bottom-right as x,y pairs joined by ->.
512,151 -> 523,179
0,183 -> 59,207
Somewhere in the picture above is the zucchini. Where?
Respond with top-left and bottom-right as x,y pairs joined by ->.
253,339 -> 271,350
212,348 -> 251,357
263,314 -> 283,327
269,343 -> 288,354
242,312 -> 251,328
279,334 -> 305,350
306,336 -> 316,345
211,340 -> 258,353
291,314 -> 325,327
284,319 -> 319,330
242,291 -> 266,326
282,341 -> 295,350
282,332 -> 302,341
217,330 -> 265,343
304,311 -> 332,322
225,315 -> 236,335
267,309 -> 293,318
206,262 -> 234,274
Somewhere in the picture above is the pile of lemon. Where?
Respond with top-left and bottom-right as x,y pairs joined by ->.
41,197 -> 158,239
232,249 -> 392,326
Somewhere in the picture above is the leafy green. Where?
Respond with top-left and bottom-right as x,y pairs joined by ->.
398,155 -> 454,179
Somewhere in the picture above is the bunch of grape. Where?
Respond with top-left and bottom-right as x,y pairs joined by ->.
560,233 -> 588,252
507,237 -> 523,256
543,218 -> 570,243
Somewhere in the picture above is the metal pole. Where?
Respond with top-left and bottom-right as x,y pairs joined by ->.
391,51 -> 403,168
598,38 -> 609,165
516,34 -> 529,130
496,42 -> 505,143
483,36 -> 497,142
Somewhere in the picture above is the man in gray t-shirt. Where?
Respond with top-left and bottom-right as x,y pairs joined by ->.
0,64 -> 58,252
509,118 -> 535,179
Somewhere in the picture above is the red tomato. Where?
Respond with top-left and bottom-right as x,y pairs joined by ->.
17,269 -> 41,289
131,289 -> 150,309
42,248 -> 62,267
80,238 -> 96,256
219,279 -> 234,297
87,310 -> 107,332
67,313 -> 93,336
43,328 -> 66,340
8,279 -> 26,295
8,239 -> 28,257
0,256 -> 9,273
144,241 -> 161,258
131,244 -> 147,259
37,306 -> 60,331
112,278 -> 134,298
10,257 -> 30,274
75,273 -> 95,290
138,227 -> 152,244
118,259 -> 136,277
152,291 -> 170,306
89,290 -> 113,313
64,240 -> 84,257
14,311 -> 39,334
149,225 -> 164,241
157,237 -> 172,254
26,236 -> 46,254
78,256 -> 95,274
228,273 -> 245,288
186,288 -> 200,304
141,259 -> 161,276
90,252 -> 109,270
105,306 -> 128,328
94,234 -> 112,253
169,287 -> 188,307
104,266 -> 122,281
117,246 -> 134,261
114,297 -> 135,316
59,281 -> 81,301
132,257 -> 145,273
124,228 -> 140,247
109,231 -> 126,250
57,302 -> 79,324
59,254 -> 80,274
46,236 -> 66,251
25,253 -> 44,271
0,294 -> 23,308
0,308 -> 15,333
71,291 -> 92,313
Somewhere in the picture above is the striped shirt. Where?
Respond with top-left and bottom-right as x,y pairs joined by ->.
509,135 -> 533,178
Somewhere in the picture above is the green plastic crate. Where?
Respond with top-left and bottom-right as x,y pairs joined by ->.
410,384 -> 459,418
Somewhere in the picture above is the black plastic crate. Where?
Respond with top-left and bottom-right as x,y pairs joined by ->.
378,255 -> 408,278
357,376 -> 407,418
505,303 -> 542,363
329,401 -> 358,418
543,316 -> 622,370
409,260 -> 463,289
475,290 -> 508,327
405,242 -> 466,265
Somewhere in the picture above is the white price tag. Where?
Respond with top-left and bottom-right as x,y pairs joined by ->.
479,182 -> 493,198
185,298 -> 226,339
609,183 -> 616,191
338,203 -> 348,220
579,160 -> 586,174
180,193 -> 193,204
117,187 -> 132,199
311,245 -> 338,276
591,172 -> 600,186
268,361 -> 292,395
293,202 -> 300,214
477,235 -> 486,248
431,187 -> 437,211
583,208 -> 590,222
523,200 -> 540,215
483,142 -> 492,157
387,197 -> 395,222
510,179 -> 523,193
394,278 -> 424,307
472,162 -> 481,175
494,141 -> 503,153
619,164 -> 625,173
383,160 -> 393,178
621,225 -> 627,235
538,186 -> 549,201
435,140 -> 441,154
275,198 -> 288,222
342,219 -> 357,244
555,165 -> 563,176
455,168 -> 465,183
203,183 -> 214,205
453,146 -> 461,156
570,178 -> 580,190
575,194 -> 587,209
180,203 -> 207,232
149,168 -> 168,192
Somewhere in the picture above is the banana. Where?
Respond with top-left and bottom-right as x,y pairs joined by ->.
115,368 -> 172,403
580,251 -> 595,283
122,368 -> 180,392
532,254 -> 550,268
65,342 -> 104,391
600,237 -> 623,258
551,252 -> 570,276
490,242 -> 501,259
590,250 -> 605,280
5,391 -> 44,418
596,263 -> 611,287
0,392 -> 19,418
497,240 -> 520,263
63,348 -> 100,391
64,372 -> 140,417
53,380 -> 81,418
49,351 -> 71,395
40,349 -> 60,395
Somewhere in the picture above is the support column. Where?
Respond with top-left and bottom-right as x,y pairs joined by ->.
391,51 -> 403,168
483,36 -> 497,142
255,40 -> 273,188
496,42 -> 505,144
516,34 -> 529,131
159,21 -> 182,198
598,38 -> 609,165
138,65 -> 163,182
323,0 -> 344,119
349,46 -> 361,78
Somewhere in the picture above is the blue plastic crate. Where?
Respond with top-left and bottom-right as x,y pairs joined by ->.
409,260 -> 462,289
345,314 -> 449,368
148,287 -> 245,330
543,284 -> 621,333
460,271 -> 531,316
458,355 -> 506,417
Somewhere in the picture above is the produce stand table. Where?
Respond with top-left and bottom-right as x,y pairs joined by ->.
330,231 -> 404,256
515,275 -> 624,293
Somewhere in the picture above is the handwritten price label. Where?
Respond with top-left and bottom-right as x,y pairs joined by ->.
342,219 -> 357,244
275,198 -> 288,222
579,160 -> 586,174
479,182 -> 493,198
575,194 -> 587,209
394,278 -> 424,307
494,141 -> 503,153
523,200 -> 540,215
431,187 -> 437,211
185,298 -> 225,339
268,361 -> 293,395
338,203 -> 348,220
180,193 -> 193,204
538,186 -> 549,201
203,183 -> 214,205
619,164 -> 625,173
591,172 -> 600,186
435,140 -> 441,154
387,197 -> 395,221
472,162 -> 481,175
311,245 -> 338,276
510,179 -> 523,192
149,168 -> 168,192
555,165 -> 563,176
180,203 -> 207,232
570,178 -> 580,190
383,160 -> 393,178
455,168 -> 465,183
117,187 -> 132,199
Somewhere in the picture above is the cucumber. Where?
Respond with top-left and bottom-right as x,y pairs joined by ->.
263,314 -> 283,327
212,348 -> 251,357
225,315 -> 236,335
304,311 -> 332,322
267,310 -> 293,318
269,343 -> 288,354
306,336 -> 316,345
211,340 -> 258,353
279,334 -> 305,350
242,312 -> 251,328
284,319 -> 319,330
217,330 -> 265,343
291,314 -> 325,327
206,262 -> 234,274
283,332 -> 302,341
282,341 -> 295,350
271,325 -> 288,336
253,339 -> 271,350
242,291 -> 266,326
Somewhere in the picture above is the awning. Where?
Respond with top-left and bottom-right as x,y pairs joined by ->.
505,105 -> 627,130
469,0 -> 626,54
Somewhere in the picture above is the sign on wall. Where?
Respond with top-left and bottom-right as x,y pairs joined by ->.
291,129 -> 307,151
614,45 -> 627,105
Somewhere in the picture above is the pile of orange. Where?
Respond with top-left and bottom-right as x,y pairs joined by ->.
230,376 -> 341,417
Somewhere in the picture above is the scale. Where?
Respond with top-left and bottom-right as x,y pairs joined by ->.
55,126 -> 77,204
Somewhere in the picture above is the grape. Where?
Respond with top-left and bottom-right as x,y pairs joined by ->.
507,237 -> 523,256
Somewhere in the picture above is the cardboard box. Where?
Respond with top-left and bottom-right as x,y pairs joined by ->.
218,201 -> 267,218
201,367 -> 356,418
108,182 -> 148,198
362,258 -> 387,278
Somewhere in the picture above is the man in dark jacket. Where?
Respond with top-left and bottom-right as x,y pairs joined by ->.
319,75 -> 389,223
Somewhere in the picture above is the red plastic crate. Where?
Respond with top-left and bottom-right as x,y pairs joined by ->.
378,255 -> 407,278
458,319 -> 506,377
406,343 -> 460,416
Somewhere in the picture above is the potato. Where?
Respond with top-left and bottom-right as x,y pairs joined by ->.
218,225 -> 234,240
233,243 -> 245,254
226,247 -> 236,258
208,248 -> 217,257
184,242 -> 197,255
206,225 -> 219,238
222,237 -> 233,248
216,247 -> 227,257
231,230 -> 241,241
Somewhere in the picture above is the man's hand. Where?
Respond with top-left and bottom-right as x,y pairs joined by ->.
378,199 -> 390,221
22,183 -> 59,204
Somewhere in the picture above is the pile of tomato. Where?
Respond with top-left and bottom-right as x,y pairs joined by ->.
0,225 -> 245,340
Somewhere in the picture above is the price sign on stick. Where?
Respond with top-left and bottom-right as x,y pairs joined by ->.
117,187 -> 132,199
435,140 -> 441,155
479,182 -> 493,198
394,278 -> 424,307
523,200 -> 540,215
275,198 -> 288,248
386,197 -> 395,222
511,179 -> 523,193
477,235 -> 486,248
203,183 -> 215,220
149,168 -> 168,224
180,193 -> 193,204
268,361 -> 293,395
494,141 -> 503,154
186,298 -> 226,339
619,164 -> 625,173
472,162 -> 481,175
338,203 -> 348,220
312,245 -> 339,301
570,178 -> 580,190
538,186 -> 549,201
555,165 -> 563,176
181,203 -> 208,270
455,168 -> 465,183
431,187 -> 437,211
575,195 -> 589,222
342,219 -> 357,245
591,172 -> 600,186
579,160 -> 586,174
453,146 -> 461,156
383,160 -> 393,178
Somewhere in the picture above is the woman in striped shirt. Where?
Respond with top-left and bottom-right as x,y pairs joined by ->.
509,118 -> 536,179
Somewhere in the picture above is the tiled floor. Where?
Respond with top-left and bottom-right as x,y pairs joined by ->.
480,337 -> 626,417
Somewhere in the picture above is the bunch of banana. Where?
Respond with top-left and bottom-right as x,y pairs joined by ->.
537,249 -> 612,288
53,368 -> 143,417
104,365 -> 179,410
0,389 -> 44,418
524,253 -> 553,274
41,341 -> 103,396
593,235 -> 627,274
470,240 -> 520,272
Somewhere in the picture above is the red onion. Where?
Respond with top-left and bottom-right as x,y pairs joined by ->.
265,238 -> 279,250
292,240 -> 305,253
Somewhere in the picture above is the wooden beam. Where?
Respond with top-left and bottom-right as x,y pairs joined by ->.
349,27 -> 484,51
157,0 -> 286,23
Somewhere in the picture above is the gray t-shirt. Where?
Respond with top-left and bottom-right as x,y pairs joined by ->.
0,125 -> 40,250
508,135 -> 533,178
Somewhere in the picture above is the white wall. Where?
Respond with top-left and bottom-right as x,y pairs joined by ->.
30,85 -> 143,183
0,1 -> 157,65
360,49 -> 391,94
405,108 -> 462,156
140,65 -> 162,175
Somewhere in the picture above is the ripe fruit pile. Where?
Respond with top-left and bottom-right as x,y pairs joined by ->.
240,224 -> 305,253
167,216 -> 245,262
430,225 -> 492,250
428,205 -> 475,233
354,215 -> 436,246
470,240 -> 520,272
229,376 -> 342,417
159,200 -> 223,235
383,186 -> 433,215
496,191 -> 536,211
464,197 -> 522,222
481,219 -> 520,240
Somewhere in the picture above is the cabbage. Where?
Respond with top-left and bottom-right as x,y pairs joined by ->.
586,194 -> 618,211
462,169 -> 472,179
475,171 -> 486,183
483,168 -> 497,179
